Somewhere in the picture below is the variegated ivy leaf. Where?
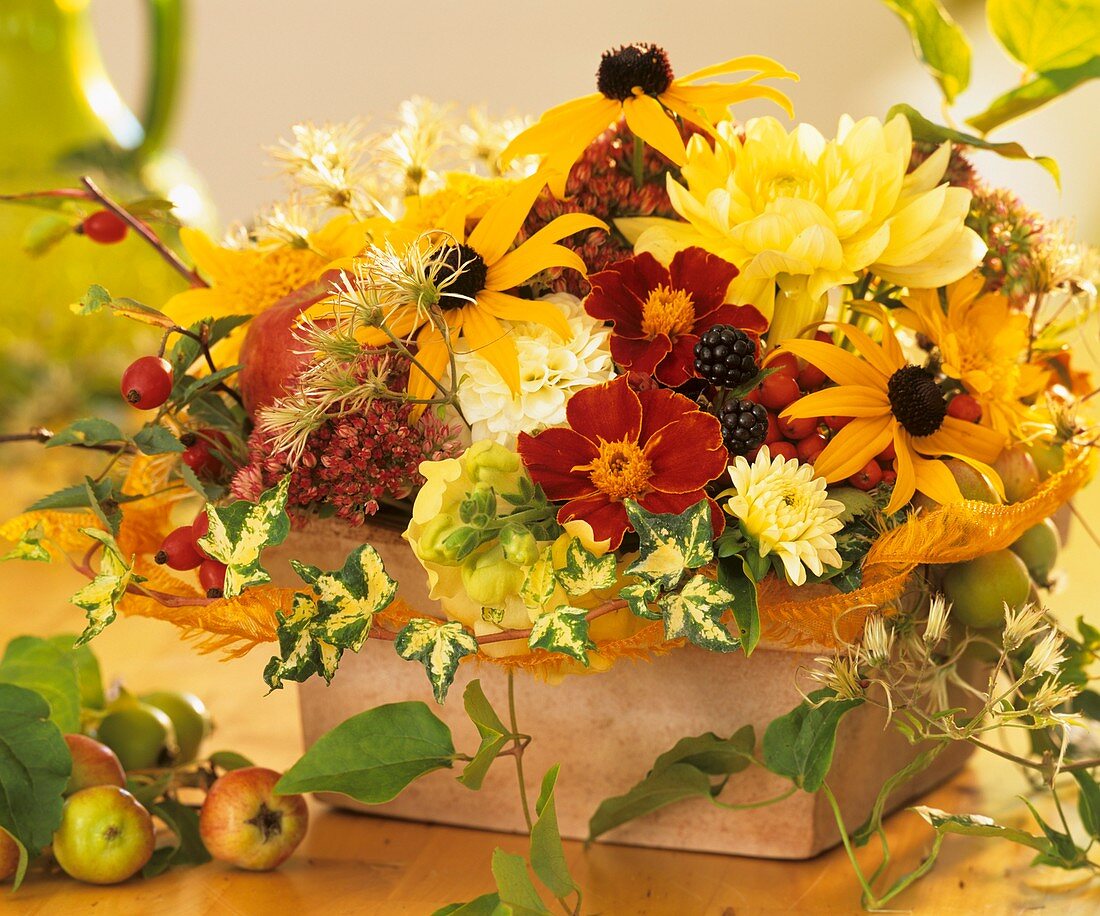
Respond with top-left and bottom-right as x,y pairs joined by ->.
263,593 -> 343,690
659,574 -> 739,653
395,618 -> 479,703
555,538 -> 617,597
197,478 -> 291,598
625,498 -> 715,589
520,553 -> 557,610
2,526 -> 50,563
620,580 -> 662,620
72,529 -> 143,645
291,545 -> 397,653
528,605 -> 595,665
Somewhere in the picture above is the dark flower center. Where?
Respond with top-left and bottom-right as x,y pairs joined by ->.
887,364 -> 947,437
436,243 -> 487,310
596,44 -> 674,101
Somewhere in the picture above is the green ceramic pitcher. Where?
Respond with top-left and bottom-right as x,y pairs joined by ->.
0,0 -> 215,425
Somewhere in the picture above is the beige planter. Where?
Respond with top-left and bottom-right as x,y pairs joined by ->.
266,520 -> 973,859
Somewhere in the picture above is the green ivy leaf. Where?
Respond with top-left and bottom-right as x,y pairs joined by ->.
0,637 -> 82,734
966,56 -> 1100,135
197,478 -> 291,598
395,619 -> 479,703
883,0 -> 971,103
659,574 -> 739,653
717,557 -> 760,655
762,689 -> 864,792
143,797 -> 211,877
132,425 -> 185,455
555,538 -> 617,597
458,680 -> 509,790
2,525 -> 50,563
0,683 -> 71,868
276,701 -> 455,803
620,579 -> 661,620
491,848 -> 552,915
827,486 -> 877,524
625,498 -> 715,589
44,418 -> 125,449
263,594 -> 342,689
71,528 -> 142,645
528,606 -> 594,664
530,765 -> 576,899
987,0 -> 1100,73
520,553 -> 557,610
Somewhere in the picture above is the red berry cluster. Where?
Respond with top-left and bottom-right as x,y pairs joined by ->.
155,508 -> 227,598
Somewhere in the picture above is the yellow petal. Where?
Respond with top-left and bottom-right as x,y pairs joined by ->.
912,454 -> 963,505
466,171 -> 548,266
520,212 -> 608,248
461,307 -> 520,393
676,54 -> 799,86
622,95 -> 688,166
781,385 -> 889,420
915,416 -> 1005,466
813,415 -> 893,482
777,339 -> 885,388
834,322 -> 903,376
163,287 -> 233,326
665,82 -> 795,120
179,227 -> 238,280
477,289 -> 572,340
407,328 -> 452,404
887,429 -> 918,514
486,243 -> 588,290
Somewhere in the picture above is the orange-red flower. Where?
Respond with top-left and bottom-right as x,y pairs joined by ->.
585,248 -> 767,387
516,376 -> 727,547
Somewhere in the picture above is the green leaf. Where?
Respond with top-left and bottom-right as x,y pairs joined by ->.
71,528 -> 142,645
209,750 -> 255,772
987,0 -> 1100,73
27,478 -> 134,513
887,103 -> 1060,186
554,538 -> 617,597
70,285 -> 175,328
913,806 -> 1052,852
126,772 -> 173,807
277,701 -> 456,803
624,498 -> 714,589
520,554 -> 557,610
47,634 -> 105,709
71,284 -> 113,315
83,476 -> 122,536
620,579 -> 661,620
966,56 -> 1100,135
828,486 -> 877,524
197,478 -> 291,598
528,606 -> 594,664
588,763 -> 718,841
0,683 -> 71,862
22,212 -> 75,257
650,726 -> 755,777
0,636 -> 82,733
659,574 -> 739,653
263,595 -> 341,689
1021,797 -> 1087,868
530,765 -> 576,899
717,557 -> 760,655
143,797 -> 211,877
458,680 -> 509,790
44,418 -> 125,449
1074,771 -> 1100,841
132,425 -> 185,455
2,525 -> 50,563
431,894 -> 502,916
395,619 -> 480,704
762,689 -> 864,792
883,0 -> 971,102
167,316 -> 251,377
491,848 -> 552,915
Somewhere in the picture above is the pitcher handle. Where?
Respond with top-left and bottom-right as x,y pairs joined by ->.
135,0 -> 185,160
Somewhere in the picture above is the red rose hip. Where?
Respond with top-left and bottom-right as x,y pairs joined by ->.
199,559 -> 227,597
156,527 -> 204,571
758,374 -> 802,410
81,210 -> 128,244
768,441 -> 799,461
778,414 -> 819,440
121,356 -> 173,410
849,460 -> 883,490
764,351 -> 800,380
796,434 -> 828,464
947,393 -> 982,423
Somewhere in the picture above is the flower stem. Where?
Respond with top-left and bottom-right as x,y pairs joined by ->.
631,135 -> 646,189
508,669 -> 534,833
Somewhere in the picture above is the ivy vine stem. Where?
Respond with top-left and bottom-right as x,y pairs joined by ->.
508,669 -> 534,834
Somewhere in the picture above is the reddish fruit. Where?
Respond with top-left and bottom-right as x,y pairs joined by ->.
882,469 -> 897,485
192,509 -> 211,558
947,393 -> 982,423
52,786 -> 155,884
797,363 -> 827,391
157,527 -> 204,571
746,445 -> 762,461
199,560 -> 228,598
778,414 -> 819,440
764,351 -> 800,380
878,441 -> 897,462
764,411 -> 783,443
759,374 -> 802,410
796,434 -> 828,464
849,460 -> 883,490
814,330 -> 834,344
182,430 -> 231,478
0,829 -> 18,883
767,441 -> 799,461
81,210 -> 128,244
742,388 -> 762,404
824,415 -> 852,431
63,734 -> 126,795
121,356 -> 173,410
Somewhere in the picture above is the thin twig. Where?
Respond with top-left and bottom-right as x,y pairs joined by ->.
0,427 -> 132,454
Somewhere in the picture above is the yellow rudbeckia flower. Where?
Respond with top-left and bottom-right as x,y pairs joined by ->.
164,214 -> 367,364
896,273 -> 1048,437
624,115 -> 987,343
500,44 -> 797,197
780,321 -> 1006,515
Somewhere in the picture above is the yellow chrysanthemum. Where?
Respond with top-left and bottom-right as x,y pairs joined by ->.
164,214 -> 367,363
780,322 -> 1006,515
896,273 -> 1048,436
396,172 -> 516,235
500,44 -> 797,196
624,115 -> 987,343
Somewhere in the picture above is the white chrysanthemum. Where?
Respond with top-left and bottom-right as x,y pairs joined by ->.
454,293 -> 614,445
723,446 -> 845,587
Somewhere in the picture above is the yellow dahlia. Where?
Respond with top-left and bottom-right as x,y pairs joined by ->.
722,446 -> 845,587
895,273 -> 1047,436
500,44 -> 796,196
625,115 -> 986,343
780,322 -> 1006,514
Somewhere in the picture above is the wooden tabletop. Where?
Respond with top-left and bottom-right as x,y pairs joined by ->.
3,462 -> 1100,914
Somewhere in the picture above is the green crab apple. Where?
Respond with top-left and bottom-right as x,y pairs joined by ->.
992,447 -> 1041,504
912,457 -> 999,511
199,767 -> 308,871
140,690 -> 212,764
63,734 -> 126,794
95,702 -> 177,771
943,549 -> 1031,629
1011,519 -> 1061,587
52,786 -> 154,885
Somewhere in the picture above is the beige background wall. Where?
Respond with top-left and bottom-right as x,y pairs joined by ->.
94,0 -> 1098,240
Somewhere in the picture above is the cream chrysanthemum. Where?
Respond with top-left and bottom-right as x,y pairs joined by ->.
454,293 -> 615,445
723,446 -> 845,586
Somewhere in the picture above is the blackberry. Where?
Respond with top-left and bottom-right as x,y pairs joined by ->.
694,325 -> 758,388
718,399 -> 769,455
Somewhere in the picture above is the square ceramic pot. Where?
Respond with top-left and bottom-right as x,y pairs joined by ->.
265,520 -> 973,859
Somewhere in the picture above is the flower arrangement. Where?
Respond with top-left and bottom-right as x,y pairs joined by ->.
3,1 -> 1100,909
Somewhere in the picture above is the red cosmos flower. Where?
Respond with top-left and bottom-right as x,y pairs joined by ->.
585,247 -> 767,387
516,376 -> 727,548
